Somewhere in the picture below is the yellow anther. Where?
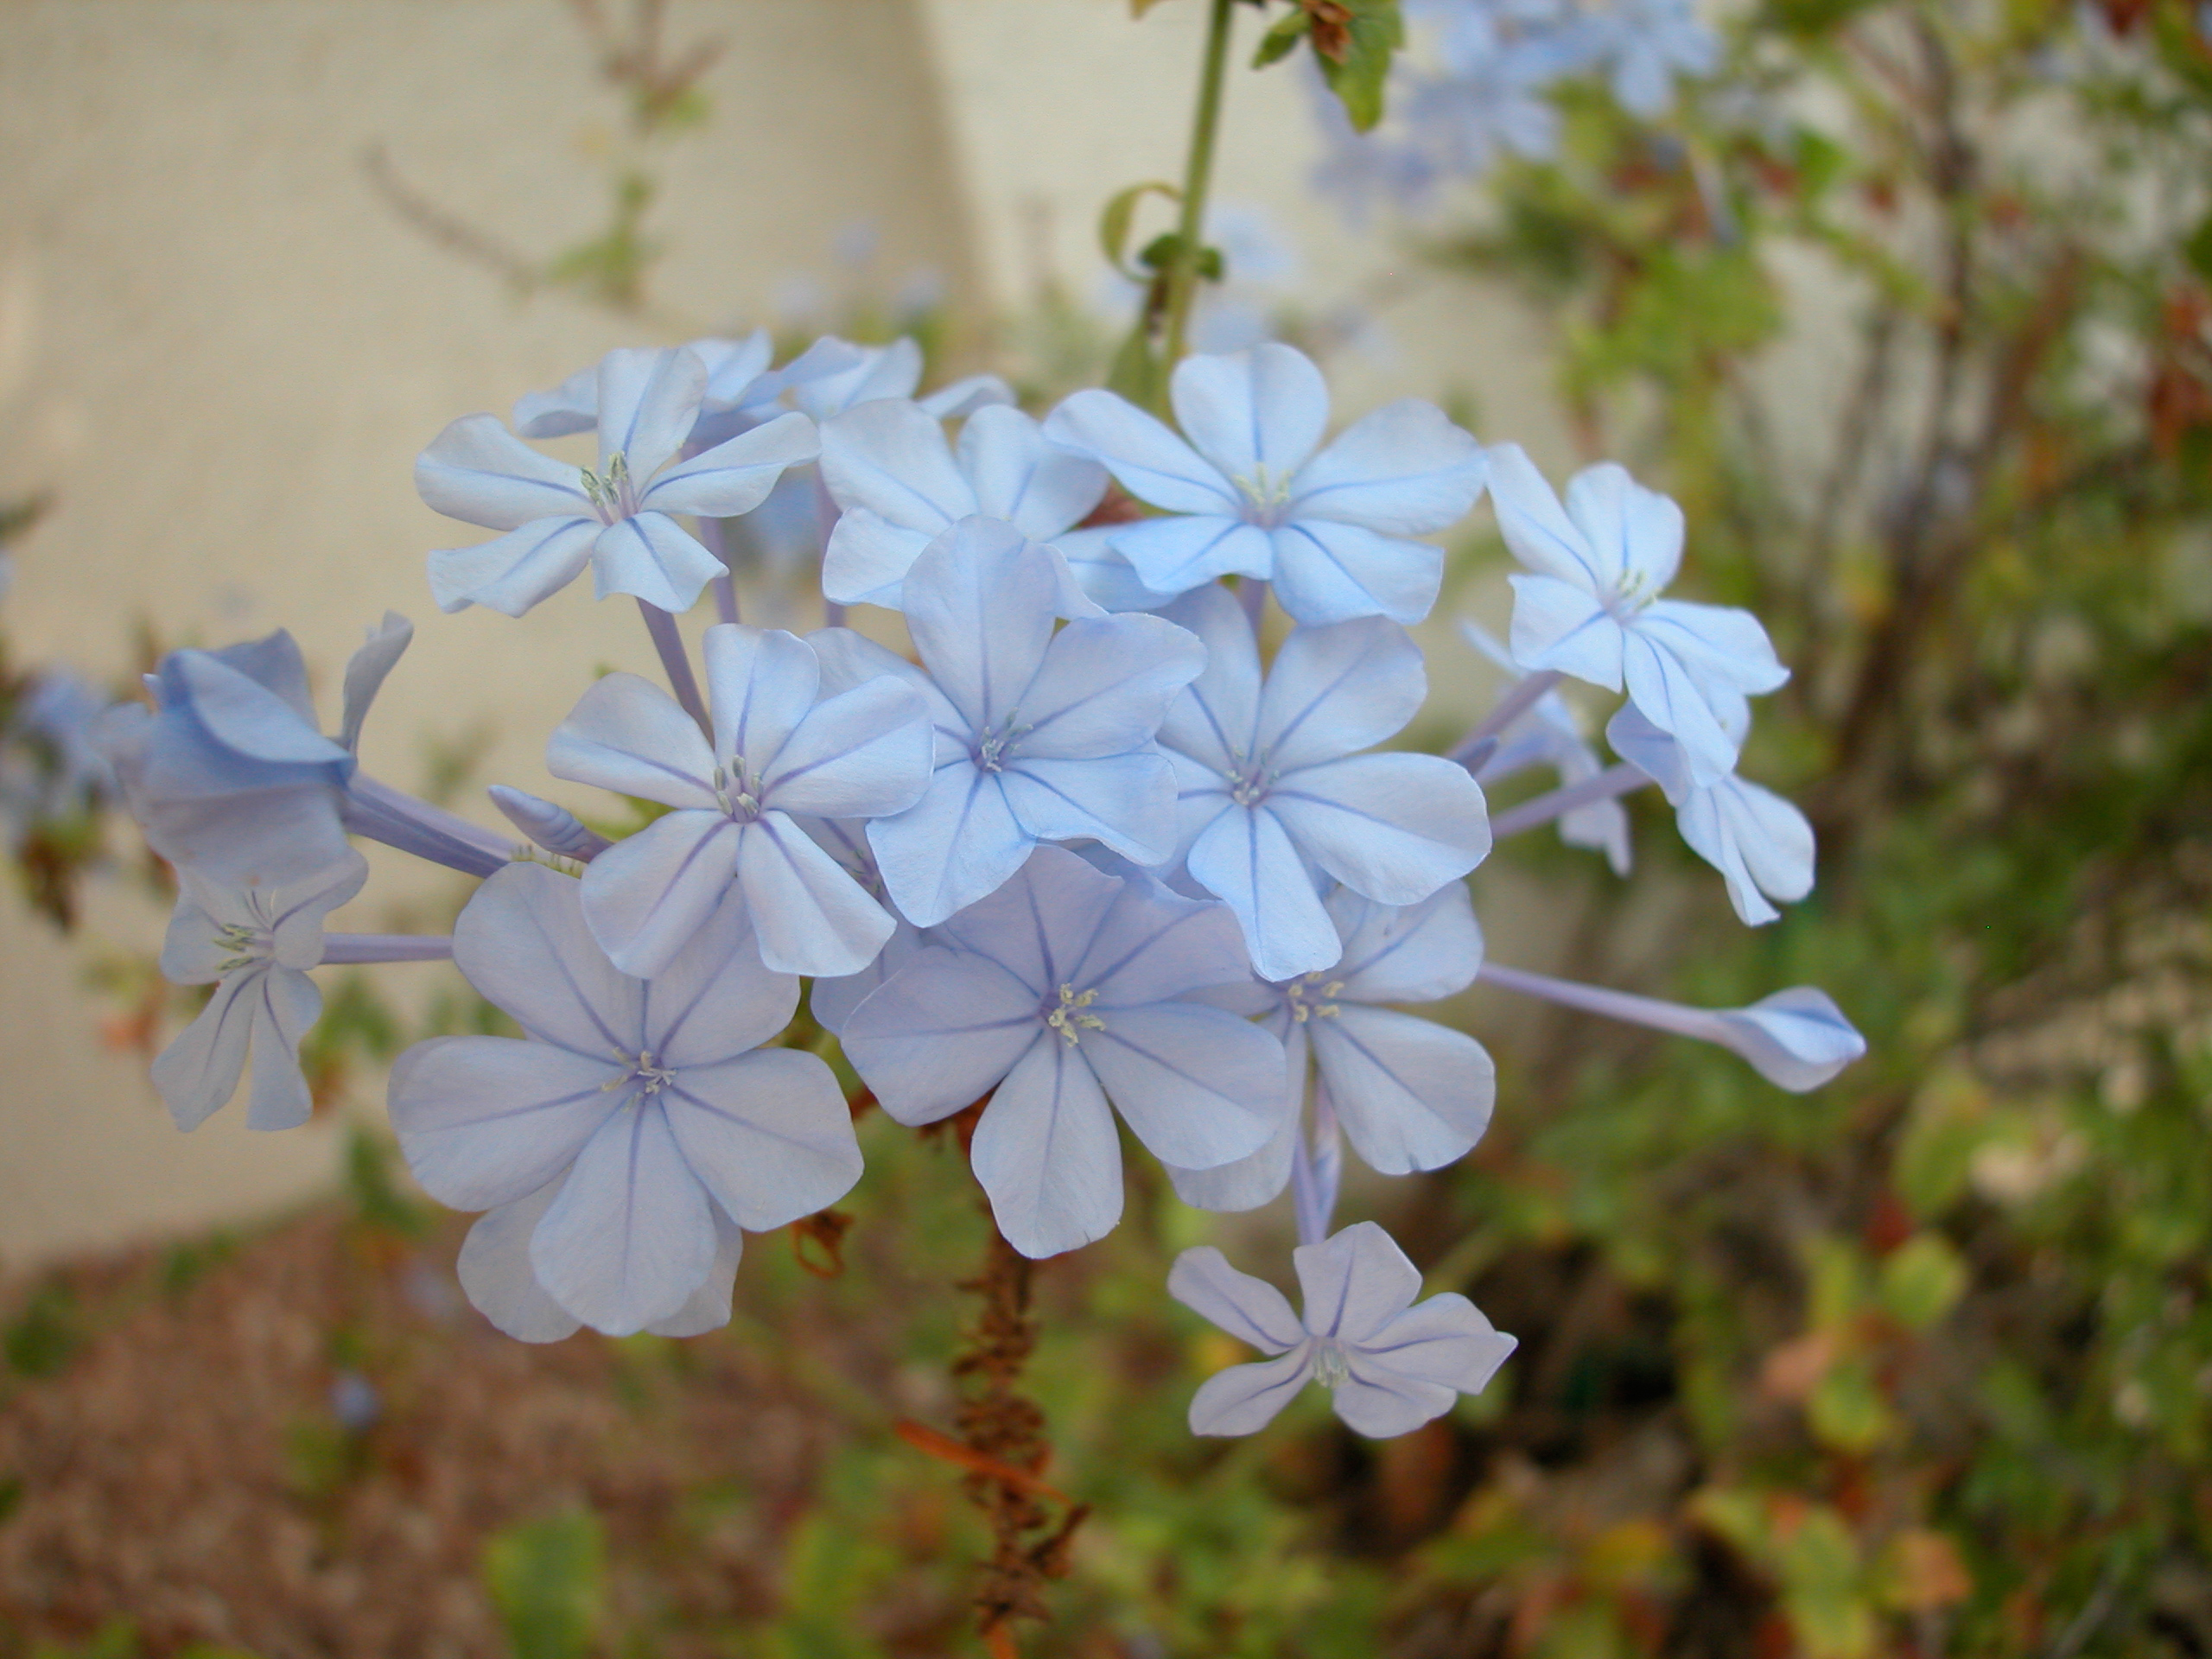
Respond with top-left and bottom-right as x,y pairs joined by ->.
1045,983 -> 1107,1046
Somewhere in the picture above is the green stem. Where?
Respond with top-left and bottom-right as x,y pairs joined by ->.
1159,0 -> 1237,386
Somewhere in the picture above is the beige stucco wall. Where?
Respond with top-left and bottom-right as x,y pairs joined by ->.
0,0 -> 976,1268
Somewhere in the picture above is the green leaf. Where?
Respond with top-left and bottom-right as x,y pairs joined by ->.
2185,213 -> 2212,285
1316,0 -> 1404,132
1253,6 -> 1311,67
1763,0 -> 1884,36
1808,1357 -> 1895,1453
3,1281 -> 79,1378
483,1509 -> 606,1659
1877,1233 -> 1967,1331
1137,232 -> 1225,282
1099,181 -> 1180,279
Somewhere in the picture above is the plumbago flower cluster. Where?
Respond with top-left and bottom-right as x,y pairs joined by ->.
92,333 -> 1864,1441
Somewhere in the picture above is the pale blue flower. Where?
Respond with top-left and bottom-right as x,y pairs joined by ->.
1402,1 -> 1576,175
96,618 -> 518,884
94,629 -> 359,888
548,623 -> 932,977
1606,702 -> 1812,925
1488,444 -> 1788,785
3,668 -> 117,842
841,846 -> 1287,1258
814,518 -> 1205,927
1170,1222 -> 1516,1437
417,346 -> 817,616
1478,960 -> 1864,1090
1309,79 -> 1442,223
391,862 -> 861,1339
1459,619 -> 1630,874
486,785 -> 610,861
512,331 -> 863,449
150,850 -> 366,1132
1156,584 -> 1492,980
1583,0 -> 1719,118
792,814 -> 925,1035
818,400 -> 1135,613
1170,882 -> 1495,1214
784,335 -> 1014,425
23,671 -> 115,799
1042,343 -> 1488,625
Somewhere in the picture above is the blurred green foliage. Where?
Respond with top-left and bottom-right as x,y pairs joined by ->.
483,1510 -> 607,1659
1385,0 -> 2212,1652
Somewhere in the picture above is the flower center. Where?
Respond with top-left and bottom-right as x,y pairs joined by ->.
213,920 -> 273,975
1286,973 -> 1346,1023
1230,462 -> 1296,528
1603,566 -> 1659,619
578,451 -> 641,525
1224,751 -> 1274,808
1044,983 -> 1107,1047
712,760 -> 763,821
973,718 -> 1031,774
1311,1336 -> 1350,1389
605,1048 -> 678,1096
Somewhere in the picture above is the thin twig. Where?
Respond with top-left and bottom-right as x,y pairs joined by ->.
359,144 -> 542,292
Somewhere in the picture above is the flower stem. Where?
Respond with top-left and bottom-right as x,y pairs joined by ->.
319,933 -> 454,963
1159,0 -> 1237,377
1487,762 -> 1648,839
340,776 -> 514,876
1476,959 -> 1720,1043
1448,669 -> 1566,770
635,600 -> 709,730
695,515 -> 742,625
946,1205 -> 1084,1649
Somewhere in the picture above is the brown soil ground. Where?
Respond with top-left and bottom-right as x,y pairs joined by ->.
0,1205 -> 953,1659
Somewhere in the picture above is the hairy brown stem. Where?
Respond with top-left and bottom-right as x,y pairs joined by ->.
949,1210 -> 1086,1650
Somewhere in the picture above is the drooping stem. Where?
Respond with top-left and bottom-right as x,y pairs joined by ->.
1448,669 -> 1566,770
1159,0 -> 1237,375
635,600 -> 709,729
1487,762 -> 1648,840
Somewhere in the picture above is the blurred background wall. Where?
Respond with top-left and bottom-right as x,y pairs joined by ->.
0,0 -> 1561,1268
